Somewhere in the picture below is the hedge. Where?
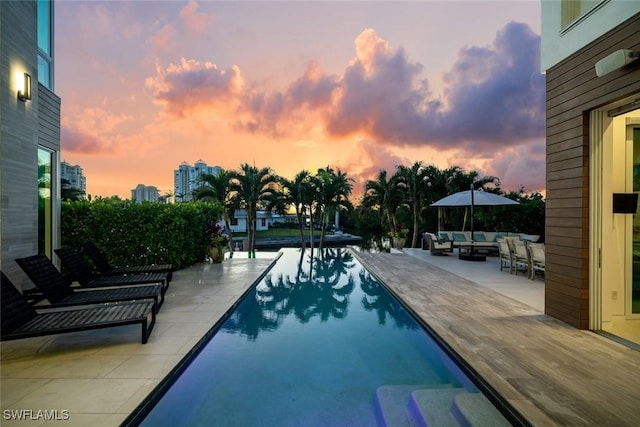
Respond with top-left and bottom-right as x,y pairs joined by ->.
61,198 -> 223,270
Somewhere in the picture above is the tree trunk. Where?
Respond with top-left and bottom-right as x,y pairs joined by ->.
319,209 -> 327,250
296,209 -> 306,248
411,209 -> 419,248
224,214 -> 234,254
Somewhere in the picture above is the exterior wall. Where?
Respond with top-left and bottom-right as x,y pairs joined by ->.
545,12 -> 640,328
541,0 -> 640,71
1,1 -> 60,290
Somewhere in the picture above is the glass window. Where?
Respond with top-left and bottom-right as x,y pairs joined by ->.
37,0 -> 53,88
37,0 -> 51,55
561,0 -> 601,30
37,54 -> 51,88
38,148 -> 53,257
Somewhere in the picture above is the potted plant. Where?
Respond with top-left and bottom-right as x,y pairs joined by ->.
206,222 -> 229,263
389,225 -> 408,248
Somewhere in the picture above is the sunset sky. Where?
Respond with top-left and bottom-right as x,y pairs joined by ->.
56,0 -> 544,200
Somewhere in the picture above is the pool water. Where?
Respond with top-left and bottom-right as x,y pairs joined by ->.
137,248 -> 489,426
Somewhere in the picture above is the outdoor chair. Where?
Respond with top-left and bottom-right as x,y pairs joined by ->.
509,239 -> 530,276
1,272 -> 155,344
15,254 -> 164,313
54,247 -> 169,295
83,242 -> 173,281
497,239 -> 513,273
526,242 -> 545,280
424,232 -> 454,255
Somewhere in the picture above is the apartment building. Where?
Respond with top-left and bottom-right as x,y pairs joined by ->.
541,0 -> 640,344
60,161 -> 86,193
174,160 -> 221,202
1,0 -> 61,288
131,184 -> 160,203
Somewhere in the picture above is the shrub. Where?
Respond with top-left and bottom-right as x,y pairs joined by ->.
61,197 -> 223,270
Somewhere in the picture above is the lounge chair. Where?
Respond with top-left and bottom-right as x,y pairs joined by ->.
1,272 -> 155,344
15,254 -> 164,313
424,232 -> 454,255
83,242 -> 173,281
54,247 -> 169,295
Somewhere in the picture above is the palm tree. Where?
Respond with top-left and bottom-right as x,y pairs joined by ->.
396,162 -> 431,248
362,170 -> 401,237
314,166 -> 353,249
228,164 -> 279,253
192,169 -> 237,253
280,171 -> 313,248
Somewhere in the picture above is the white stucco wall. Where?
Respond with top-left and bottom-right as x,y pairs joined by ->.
541,0 -> 640,71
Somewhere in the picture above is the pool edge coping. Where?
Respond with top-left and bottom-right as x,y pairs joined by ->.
120,252 -> 283,427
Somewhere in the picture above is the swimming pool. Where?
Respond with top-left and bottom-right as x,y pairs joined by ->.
127,248 -> 512,426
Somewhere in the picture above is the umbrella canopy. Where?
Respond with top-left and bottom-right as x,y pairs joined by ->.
431,190 -> 519,207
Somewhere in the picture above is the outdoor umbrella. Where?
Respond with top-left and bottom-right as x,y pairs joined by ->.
431,186 -> 519,261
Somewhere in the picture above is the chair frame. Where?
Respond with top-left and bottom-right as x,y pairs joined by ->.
54,248 -> 169,296
508,239 -> 530,276
15,254 -> 164,313
424,232 -> 454,255
526,242 -> 545,280
83,242 -> 173,281
497,239 -> 514,273
1,272 -> 155,344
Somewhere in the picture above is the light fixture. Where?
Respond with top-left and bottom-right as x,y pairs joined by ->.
595,49 -> 640,77
17,72 -> 31,102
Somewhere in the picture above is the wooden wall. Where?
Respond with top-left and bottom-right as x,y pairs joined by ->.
545,13 -> 640,329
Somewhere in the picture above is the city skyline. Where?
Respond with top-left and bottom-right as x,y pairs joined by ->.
56,1 -> 543,199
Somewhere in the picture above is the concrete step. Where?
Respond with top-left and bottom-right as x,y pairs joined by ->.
451,393 -> 511,427
374,385 -> 455,427
407,388 -> 466,427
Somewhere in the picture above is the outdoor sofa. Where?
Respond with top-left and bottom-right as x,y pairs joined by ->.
1,272 -> 156,344
426,231 -> 541,254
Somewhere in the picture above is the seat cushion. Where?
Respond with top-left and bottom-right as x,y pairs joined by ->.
452,232 -> 468,242
473,232 -> 488,242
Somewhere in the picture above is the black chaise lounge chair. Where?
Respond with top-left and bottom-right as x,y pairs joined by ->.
15,254 -> 164,313
1,272 -> 155,344
83,242 -> 173,281
54,247 -> 170,295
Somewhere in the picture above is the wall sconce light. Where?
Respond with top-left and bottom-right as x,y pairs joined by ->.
17,73 -> 31,102
595,49 -> 640,77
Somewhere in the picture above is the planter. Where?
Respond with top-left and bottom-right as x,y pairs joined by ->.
392,237 -> 406,248
209,246 -> 224,263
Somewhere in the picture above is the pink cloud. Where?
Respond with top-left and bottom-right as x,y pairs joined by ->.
147,58 -> 244,116
179,1 -> 213,32
61,126 -> 115,154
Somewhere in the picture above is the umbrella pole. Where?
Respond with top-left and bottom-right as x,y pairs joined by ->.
459,184 -> 486,261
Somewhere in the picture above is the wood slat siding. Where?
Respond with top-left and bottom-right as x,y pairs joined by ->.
545,12 -> 640,329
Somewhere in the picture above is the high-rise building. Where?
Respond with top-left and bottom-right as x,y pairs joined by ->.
60,161 -> 86,193
1,0 -> 61,287
131,184 -> 160,203
174,160 -> 220,202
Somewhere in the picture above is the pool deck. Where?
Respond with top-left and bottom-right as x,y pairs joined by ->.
1,248 -> 639,426
357,249 -> 640,426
